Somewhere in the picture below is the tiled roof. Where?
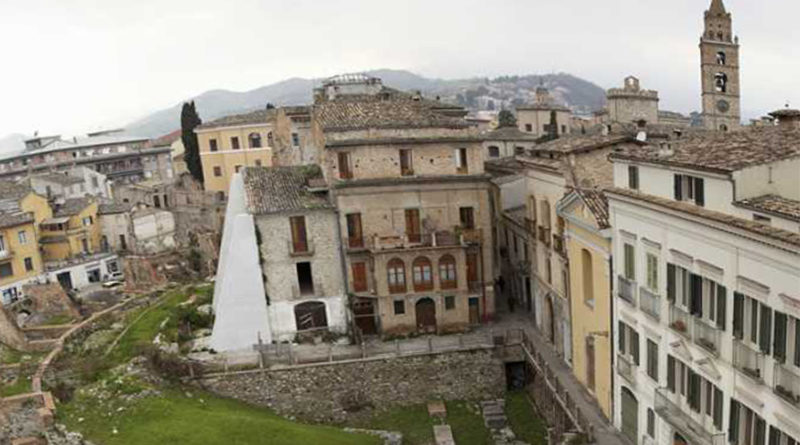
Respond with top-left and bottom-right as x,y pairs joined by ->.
153,129 -> 182,146
242,166 -> 333,215
516,102 -> 570,112
98,200 -> 134,215
607,187 -> 800,250
0,182 -> 34,201
54,197 -> 94,217
532,134 -> 633,154
610,127 -> 800,173
32,173 -> 83,186
575,188 -> 610,229
483,127 -> 541,142
0,199 -> 33,229
196,109 -> 276,130
314,100 -> 471,132
735,195 -> 800,223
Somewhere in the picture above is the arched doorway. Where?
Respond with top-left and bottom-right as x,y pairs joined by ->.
674,432 -> 689,445
620,387 -> 639,443
415,298 -> 436,333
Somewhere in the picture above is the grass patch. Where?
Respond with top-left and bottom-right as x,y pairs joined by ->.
0,376 -> 31,397
506,391 -> 548,445
59,388 -> 380,445
42,314 -> 75,326
445,401 -> 491,445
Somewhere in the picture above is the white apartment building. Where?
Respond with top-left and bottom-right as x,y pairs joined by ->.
607,125 -> 800,445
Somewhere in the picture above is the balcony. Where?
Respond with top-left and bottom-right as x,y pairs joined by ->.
732,339 -> 764,382
292,281 -> 325,298
346,236 -> 366,251
617,276 -> 637,307
669,305 -> 691,337
654,388 -> 726,445
617,353 -> 636,385
639,287 -> 661,320
288,239 -> 315,257
692,318 -> 720,356
774,363 -> 800,408
0,249 -> 14,261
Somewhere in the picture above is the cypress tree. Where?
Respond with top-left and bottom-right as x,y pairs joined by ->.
181,101 -> 204,183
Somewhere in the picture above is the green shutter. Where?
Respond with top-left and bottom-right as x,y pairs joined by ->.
667,264 -> 676,303
690,274 -> 703,316
713,387 -> 723,430
760,306 -> 773,355
733,292 -> 745,340
631,330 -> 640,366
619,321 -> 626,353
774,312 -> 787,364
667,355 -> 676,392
717,285 -> 727,331
729,400 -> 740,444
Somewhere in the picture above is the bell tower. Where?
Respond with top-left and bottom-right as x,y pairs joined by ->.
700,0 -> 740,131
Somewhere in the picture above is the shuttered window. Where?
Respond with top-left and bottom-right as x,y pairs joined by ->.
774,312 -> 788,364
623,243 -> 635,280
760,306 -> 773,354
646,253 -> 658,291
647,339 -> 658,381
289,216 -> 308,253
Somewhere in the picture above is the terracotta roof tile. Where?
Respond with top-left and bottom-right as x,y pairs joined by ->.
242,166 -> 333,214
314,100 -> 470,132
735,195 -> 800,222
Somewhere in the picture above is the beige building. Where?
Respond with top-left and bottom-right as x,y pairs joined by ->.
195,110 -> 275,194
607,76 -> 660,126
515,87 -> 572,139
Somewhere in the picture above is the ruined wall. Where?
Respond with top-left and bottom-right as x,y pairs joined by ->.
202,349 -> 505,422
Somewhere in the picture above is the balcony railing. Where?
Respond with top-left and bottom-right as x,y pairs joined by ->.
692,319 -> 720,356
288,239 -> 315,257
617,276 -> 637,307
639,287 -> 661,320
617,353 -> 636,385
774,363 -> 800,408
654,388 -> 726,445
669,305 -> 691,337
347,236 -> 365,250
733,339 -> 764,382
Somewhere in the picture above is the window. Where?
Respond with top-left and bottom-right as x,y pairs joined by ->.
667,263 -> 692,309
734,292 -> 772,354
24,257 -> 33,272
267,132 -> 274,147
289,216 -> 308,253
674,174 -> 705,206
393,299 -> 405,315
768,426 -> 799,445
346,213 -> 363,248
213,166 -> 222,177
714,73 -> 728,93
729,399 -> 766,445
561,125 -> 567,134
582,249 -> 594,306
716,51 -> 726,65
455,148 -> 468,173
231,136 -> 240,150
668,356 -> 724,431
412,257 -> 433,291
351,262 -> 368,293
387,258 -> 406,294
646,253 -> 658,291
628,165 -> 639,190
623,243 -> 635,281
647,339 -> 658,381
647,408 -> 656,439
209,139 -> 218,152
525,124 -> 532,132
459,207 -> 475,229
337,152 -> 352,179
296,262 -> 314,296
618,322 -> 640,366
91,176 -> 99,188
235,165 -> 242,173
515,146 -> 525,155
249,133 -> 262,148
291,133 -> 300,147
400,149 -> 413,176
439,255 -> 457,290
82,216 -> 93,226
405,209 -> 421,243
17,230 -> 27,245
445,295 -> 455,310
487,146 -> 500,158
294,301 -> 327,331
0,262 -> 12,278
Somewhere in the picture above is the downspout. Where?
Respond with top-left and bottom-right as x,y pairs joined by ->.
608,252 -> 615,423
333,205 -> 355,341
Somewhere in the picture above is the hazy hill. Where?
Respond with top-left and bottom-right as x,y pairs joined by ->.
126,69 -> 607,138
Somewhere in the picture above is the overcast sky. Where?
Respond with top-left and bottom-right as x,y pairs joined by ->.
0,0 -> 798,140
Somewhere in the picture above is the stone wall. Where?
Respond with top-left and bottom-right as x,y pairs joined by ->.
201,349 -> 505,422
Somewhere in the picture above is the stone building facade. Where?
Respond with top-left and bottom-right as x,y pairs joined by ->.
700,0 -> 741,131
607,76 -> 659,126
515,87 -> 572,139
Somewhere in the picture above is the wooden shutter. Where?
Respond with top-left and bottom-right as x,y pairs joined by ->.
338,152 -> 351,179
347,213 -> 363,247
756,418 -> 767,445
352,262 -> 367,293
405,209 -> 420,242
667,263 -> 676,303
466,253 -> 478,285
667,355 -> 676,392
690,274 -> 703,316
688,370 -> 701,412
290,216 -> 307,253
716,285 -> 727,331
774,312 -> 787,364
695,177 -> 705,206
713,387 -> 723,430
733,292 -> 745,340
759,305 -> 772,354
674,174 -> 683,200
769,427 -> 782,445
729,400 -> 740,444
619,321 -> 626,353
631,330 -> 640,366
795,318 -> 800,367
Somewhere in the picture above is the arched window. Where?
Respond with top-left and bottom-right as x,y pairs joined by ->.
267,132 -> 274,147
294,301 -> 327,331
248,133 -> 262,148
387,258 -> 406,294
487,146 -> 500,158
582,249 -> 594,305
716,51 -> 726,65
412,257 -> 433,291
439,255 -> 457,290
714,73 -> 728,93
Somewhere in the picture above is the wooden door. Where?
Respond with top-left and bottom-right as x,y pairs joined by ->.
352,262 -> 367,293
620,388 -> 639,444
415,298 -> 437,333
353,298 -> 377,336
466,252 -> 479,290
290,216 -> 307,253
468,297 -> 480,324
405,209 -> 421,243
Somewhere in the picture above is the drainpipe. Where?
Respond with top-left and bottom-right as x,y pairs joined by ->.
332,203 -> 355,342
608,252 -> 615,422
480,239 -> 488,323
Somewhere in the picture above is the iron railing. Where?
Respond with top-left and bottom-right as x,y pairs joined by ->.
669,305 -> 691,338
733,339 -> 764,383
692,318 -> 720,356
617,276 -> 636,307
617,353 -> 636,385
654,388 -> 726,445
639,287 -> 661,320
774,363 -> 800,408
